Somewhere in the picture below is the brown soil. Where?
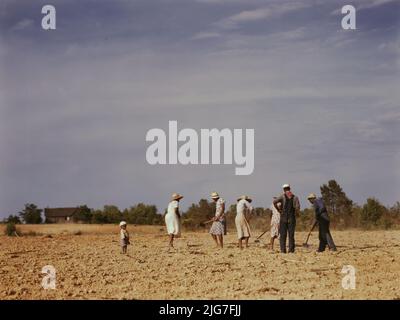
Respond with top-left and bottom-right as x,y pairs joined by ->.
0,225 -> 399,299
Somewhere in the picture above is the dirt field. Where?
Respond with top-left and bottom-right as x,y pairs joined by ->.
0,224 -> 399,300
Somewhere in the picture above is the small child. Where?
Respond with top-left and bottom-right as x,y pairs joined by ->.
119,221 -> 130,254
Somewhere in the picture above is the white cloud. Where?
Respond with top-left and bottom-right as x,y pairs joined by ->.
191,32 -> 221,40
353,121 -> 386,142
378,110 -> 400,124
11,18 -> 34,31
378,41 -> 400,54
1,0 -> 399,216
214,2 -> 310,30
195,0 -> 261,3
331,0 -> 397,14
358,0 -> 397,10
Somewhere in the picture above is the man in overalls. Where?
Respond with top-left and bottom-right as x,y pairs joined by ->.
273,184 -> 300,253
307,193 -> 337,252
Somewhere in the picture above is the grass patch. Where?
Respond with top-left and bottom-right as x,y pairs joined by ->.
5,222 -> 17,236
23,231 -> 41,237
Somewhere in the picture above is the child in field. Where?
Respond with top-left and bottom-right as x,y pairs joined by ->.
119,221 -> 130,254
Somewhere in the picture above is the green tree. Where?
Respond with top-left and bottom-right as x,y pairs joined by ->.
73,205 -> 93,223
103,205 -> 122,223
182,199 -> 215,229
19,203 -> 43,224
92,209 -> 107,224
224,204 -> 237,230
253,207 -> 266,217
250,207 -> 270,231
389,202 -> 400,215
297,208 -> 315,231
123,203 -> 162,225
320,180 -> 354,229
361,198 -> 387,227
5,215 -> 21,224
320,180 -> 353,215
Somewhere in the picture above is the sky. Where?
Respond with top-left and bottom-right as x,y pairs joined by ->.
0,0 -> 399,218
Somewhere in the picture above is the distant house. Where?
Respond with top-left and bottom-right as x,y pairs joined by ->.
44,207 -> 83,224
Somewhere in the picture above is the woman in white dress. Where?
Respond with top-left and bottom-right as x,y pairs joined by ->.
209,191 -> 225,248
270,198 -> 281,251
235,195 -> 253,249
165,193 -> 183,248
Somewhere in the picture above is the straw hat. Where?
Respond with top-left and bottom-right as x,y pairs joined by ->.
171,193 -> 184,201
307,193 -> 317,200
237,195 -> 252,202
119,221 -> 127,227
282,183 -> 291,189
210,191 -> 220,199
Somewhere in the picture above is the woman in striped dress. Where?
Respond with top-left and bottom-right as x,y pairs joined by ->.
209,192 -> 225,248
270,198 -> 281,251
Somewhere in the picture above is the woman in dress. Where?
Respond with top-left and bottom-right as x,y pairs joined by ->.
235,195 -> 253,249
270,198 -> 281,251
165,193 -> 183,248
209,192 -> 225,248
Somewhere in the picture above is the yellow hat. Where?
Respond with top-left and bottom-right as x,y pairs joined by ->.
307,193 -> 317,200
171,193 -> 184,201
210,192 -> 220,199
237,195 -> 252,202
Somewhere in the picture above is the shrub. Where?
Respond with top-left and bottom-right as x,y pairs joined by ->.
379,216 -> 393,230
5,222 -> 17,236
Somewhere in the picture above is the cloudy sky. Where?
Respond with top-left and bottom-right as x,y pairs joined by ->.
0,0 -> 399,217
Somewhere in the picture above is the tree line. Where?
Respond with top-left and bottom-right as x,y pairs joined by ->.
2,180 -> 399,230
2,203 -> 163,225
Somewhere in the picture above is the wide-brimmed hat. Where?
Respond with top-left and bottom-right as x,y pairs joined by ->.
307,193 -> 317,200
210,191 -> 220,199
119,221 -> 127,227
171,193 -> 184,201
237,195 -> 252,202
282,183 -> 291,189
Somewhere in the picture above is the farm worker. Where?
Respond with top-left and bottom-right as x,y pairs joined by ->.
165,193 -> 183,248
209,192 -> 226,248
235,195 -> 253,249
307,193 -> 337,252
269,198 -> 282,251
119,221 -> 130,254
273,184 -> 300,253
